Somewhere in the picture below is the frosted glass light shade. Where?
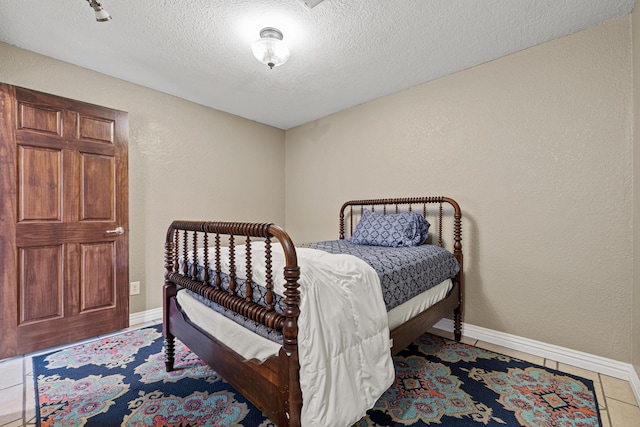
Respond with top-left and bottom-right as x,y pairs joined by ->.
95,8 -> 112,22
87,0 -> 111,22
252,28 -> 290,69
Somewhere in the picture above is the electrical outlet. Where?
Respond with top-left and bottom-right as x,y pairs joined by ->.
130,281 -> 140,295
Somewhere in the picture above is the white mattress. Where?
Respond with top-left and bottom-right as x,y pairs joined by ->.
175,277 -> 453,362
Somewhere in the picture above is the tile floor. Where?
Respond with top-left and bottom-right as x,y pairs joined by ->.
1,323 -> 639,426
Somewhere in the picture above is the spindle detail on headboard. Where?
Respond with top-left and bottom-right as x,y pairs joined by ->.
338,196 -> 462,258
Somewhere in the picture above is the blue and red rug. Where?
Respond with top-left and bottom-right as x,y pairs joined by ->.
33,325 -> 602,426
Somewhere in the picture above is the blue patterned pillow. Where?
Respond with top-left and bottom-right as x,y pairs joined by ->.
349,209 -> 430,247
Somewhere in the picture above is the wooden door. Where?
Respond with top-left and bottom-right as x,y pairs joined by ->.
0,84 -> 129,359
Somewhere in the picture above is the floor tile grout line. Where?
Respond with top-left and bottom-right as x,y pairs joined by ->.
595,372 -> 613,427
598,380 -> 609,410
604,396 -> 616,427
22,356 -> 27,427
605,394 -> 640,406
26,356 -> 37,427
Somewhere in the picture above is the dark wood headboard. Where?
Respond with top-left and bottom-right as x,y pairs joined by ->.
339,196 -> 462,261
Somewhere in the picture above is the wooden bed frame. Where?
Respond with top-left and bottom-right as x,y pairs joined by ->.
163,196 -> 463,427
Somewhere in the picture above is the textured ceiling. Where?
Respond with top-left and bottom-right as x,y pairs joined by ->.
0,0 -> 635,129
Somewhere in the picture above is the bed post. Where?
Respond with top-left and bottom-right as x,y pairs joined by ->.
163,226 -> 177,372
339,207 -> 346,240
270,225 -> 303,427
280,264 -> 302,427
447,197 -> 464,342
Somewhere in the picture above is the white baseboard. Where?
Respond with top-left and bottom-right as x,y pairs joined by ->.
129,307 -> 162,326
434,318 -> 640,406
630,366 -> 640,409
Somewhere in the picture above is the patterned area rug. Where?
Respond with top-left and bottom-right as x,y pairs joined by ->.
33,325 -> 602,426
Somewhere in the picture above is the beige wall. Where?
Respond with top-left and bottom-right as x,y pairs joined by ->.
1,16 -> 636,363
633,4 -> 640,374
0,42 -> 286,314
286,17 -> 633,361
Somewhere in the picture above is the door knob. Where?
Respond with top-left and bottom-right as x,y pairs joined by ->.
106,226 -> 125,236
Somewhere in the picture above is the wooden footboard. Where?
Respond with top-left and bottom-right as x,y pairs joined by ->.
165,295 -> 298,425
163,221 -> 302,426
163,196 -> 463,427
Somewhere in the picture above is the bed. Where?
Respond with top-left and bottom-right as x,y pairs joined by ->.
163,196 -> 463,427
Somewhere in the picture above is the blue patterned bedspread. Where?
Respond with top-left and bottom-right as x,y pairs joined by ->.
182,241 -> 459,343
309,240 -> 460,311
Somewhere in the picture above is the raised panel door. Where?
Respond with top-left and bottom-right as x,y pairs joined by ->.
0,83 -> 129,358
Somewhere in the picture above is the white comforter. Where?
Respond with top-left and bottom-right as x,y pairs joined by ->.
190,243 -> 394,427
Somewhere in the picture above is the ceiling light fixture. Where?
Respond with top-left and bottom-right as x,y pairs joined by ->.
86,0 -> 111,22
251,27 -> 290,69
302,0 -> 325,8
